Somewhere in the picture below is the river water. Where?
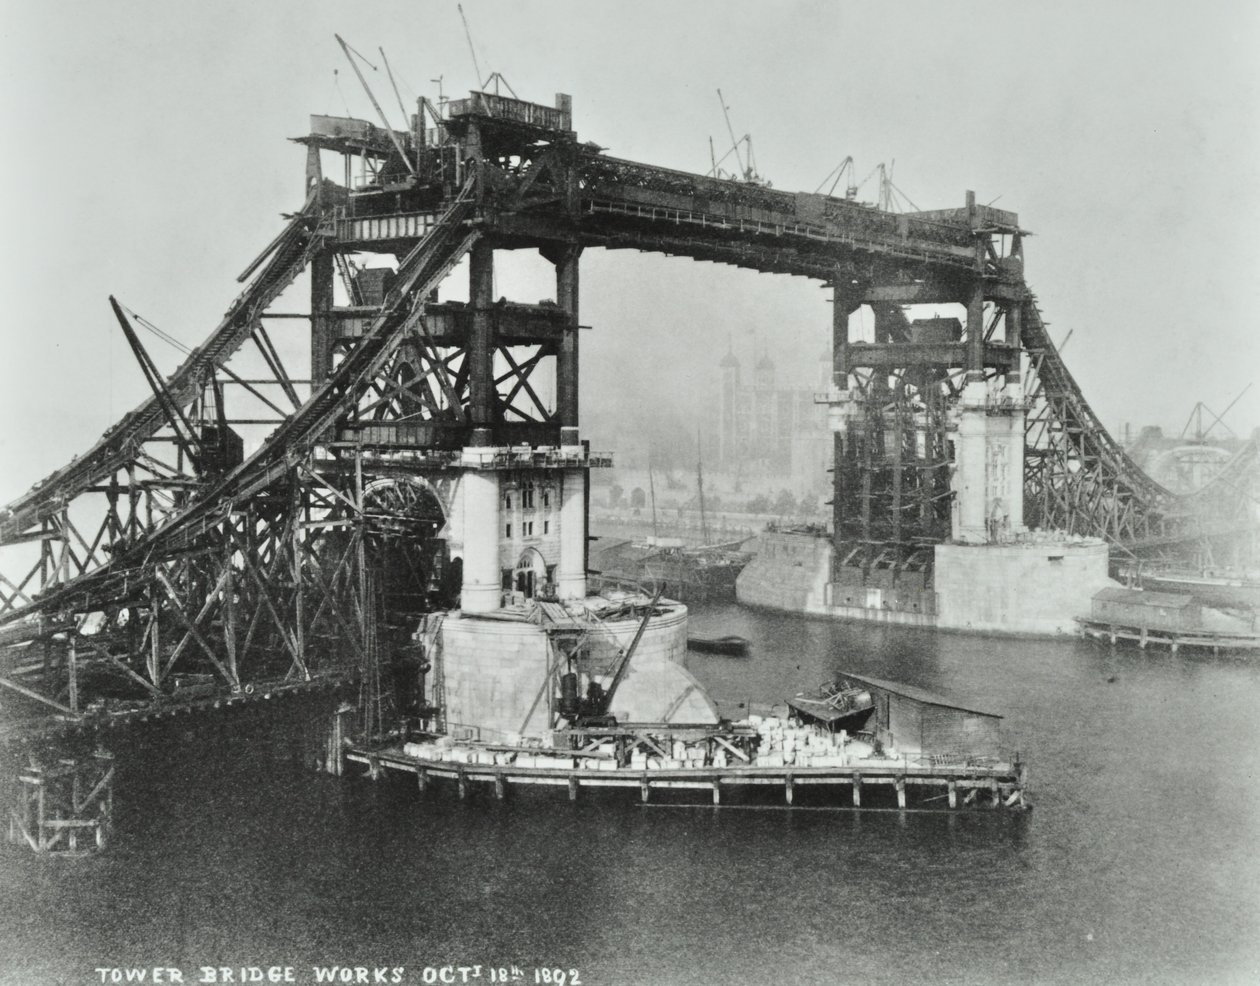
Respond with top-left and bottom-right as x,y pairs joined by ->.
2,602 -> 1259,986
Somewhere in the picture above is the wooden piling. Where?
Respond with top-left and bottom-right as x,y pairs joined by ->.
324,706 -> 348,776
341,744 -> 1029,815
35,780 -> 46,851
7,753 -> 114,856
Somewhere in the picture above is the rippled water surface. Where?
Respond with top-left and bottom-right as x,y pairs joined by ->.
3,602 -> 1259,985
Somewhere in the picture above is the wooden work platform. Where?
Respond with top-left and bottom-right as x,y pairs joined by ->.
1077,618 -> 1260,654
344,744 -> 1030,811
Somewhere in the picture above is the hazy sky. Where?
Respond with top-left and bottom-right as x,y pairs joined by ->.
1,0 -> 1257,500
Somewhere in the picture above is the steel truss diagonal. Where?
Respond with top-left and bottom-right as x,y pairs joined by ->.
1,85 -> 1255,741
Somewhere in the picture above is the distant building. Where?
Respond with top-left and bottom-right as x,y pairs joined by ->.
717,346 -> 831,491
1125,424 -> 1258,495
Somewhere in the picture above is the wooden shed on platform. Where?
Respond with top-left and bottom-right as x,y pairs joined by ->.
843,672 -> 1004,759
1089,587 -> 1200,632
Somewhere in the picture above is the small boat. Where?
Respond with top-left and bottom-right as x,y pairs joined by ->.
687,635 -> 750,656
787,678 -> 877,732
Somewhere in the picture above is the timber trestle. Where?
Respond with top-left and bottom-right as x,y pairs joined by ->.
344,745 -> 1029,813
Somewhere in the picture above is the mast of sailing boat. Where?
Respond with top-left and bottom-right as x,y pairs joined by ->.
648,456 -> 659,539
697,430 -> 710,547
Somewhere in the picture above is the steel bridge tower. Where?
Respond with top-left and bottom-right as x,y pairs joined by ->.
1,80 -> 1255,849
821,193 -> 1032,615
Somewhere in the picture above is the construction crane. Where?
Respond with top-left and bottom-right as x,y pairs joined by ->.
559,588 -> 663,727
814,157 -> 921,211
458,3 -> 517,97
814,155 -> 858,199
1180,384 -> 1252,442
708,89 -> 769,186
334,34 -> 417,177
591,588 -> 663,723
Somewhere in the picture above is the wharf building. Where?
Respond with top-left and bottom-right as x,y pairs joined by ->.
1124,424 -> 1260,496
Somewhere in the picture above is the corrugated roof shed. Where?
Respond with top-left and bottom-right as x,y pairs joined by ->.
842,672 -> 1003,719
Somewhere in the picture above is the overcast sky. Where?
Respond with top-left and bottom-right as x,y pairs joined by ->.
1,0 -> 1257,499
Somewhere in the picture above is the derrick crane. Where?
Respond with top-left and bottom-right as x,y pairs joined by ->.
109,297 -> 206,475
815,156 -> 858,199
1180,384 -> 1252,442
709,88 -> 769,186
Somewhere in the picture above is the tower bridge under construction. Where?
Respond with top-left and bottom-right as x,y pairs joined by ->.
1,80 -> 1257,849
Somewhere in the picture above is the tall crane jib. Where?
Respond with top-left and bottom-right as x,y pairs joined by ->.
0,66 -> 1256,845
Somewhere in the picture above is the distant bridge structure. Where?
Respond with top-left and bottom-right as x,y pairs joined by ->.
0,84 -> 1256,776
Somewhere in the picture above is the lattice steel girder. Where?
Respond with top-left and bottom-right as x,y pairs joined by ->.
845,342 -> 1018,371
488,210 -> 971,282
0,508 -> 363,731
1009,293 -> 1249,553
417,301 -> 571,347
0,190 -> 328,545
0,192 -> 478,660
5,86 -> 1258,734
334,301 -> 571,350
861,280 -> 968,304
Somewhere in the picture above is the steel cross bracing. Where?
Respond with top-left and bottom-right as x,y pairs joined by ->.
1020,298 -> 1257,560
0,88 -> 1256,736
0,179 -> 482,736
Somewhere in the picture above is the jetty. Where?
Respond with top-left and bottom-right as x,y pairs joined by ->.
346,725 -> 1028,810
1076,587 -> 1260,654
345,673 -> 1030,812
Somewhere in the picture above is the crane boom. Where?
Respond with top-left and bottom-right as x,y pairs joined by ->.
601,588 -> 664,712
334,34 -> 417,177
716,88 -> 747,179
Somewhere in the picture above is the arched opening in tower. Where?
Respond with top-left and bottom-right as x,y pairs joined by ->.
361,476 -> 451,621
360,476 -> 451,722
